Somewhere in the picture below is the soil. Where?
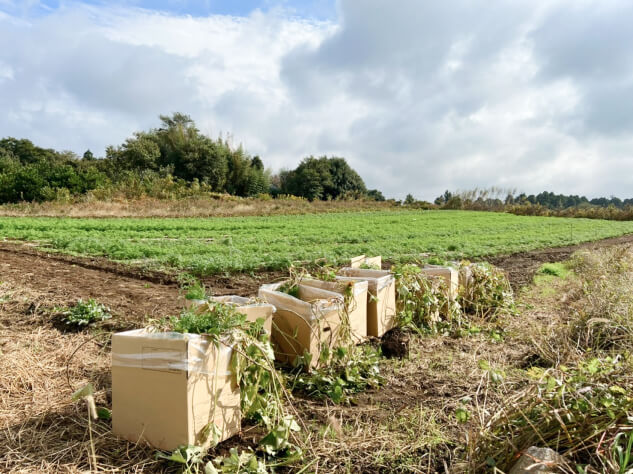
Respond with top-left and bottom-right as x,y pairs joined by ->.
488,233 -> 633,290
0,240 -> 285,324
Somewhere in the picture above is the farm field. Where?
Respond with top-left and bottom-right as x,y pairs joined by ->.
2,233 -> 633,472
2,210 -> 633,275
2,213 -> 633,472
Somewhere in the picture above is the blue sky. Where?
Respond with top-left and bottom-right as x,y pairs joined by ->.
2,0 -> 337,19
1,0 -> 633,199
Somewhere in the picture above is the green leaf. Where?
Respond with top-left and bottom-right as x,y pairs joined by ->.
455,407 -> 470,423
96,407 -> 112,421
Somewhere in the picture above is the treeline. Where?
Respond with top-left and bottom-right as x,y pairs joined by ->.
0,113 -> 375,204
431,188 -> 633,220
434,188 -> 633,210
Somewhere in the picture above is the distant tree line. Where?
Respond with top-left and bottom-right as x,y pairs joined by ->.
0,113 -> 378,204
433,188 -> 633,211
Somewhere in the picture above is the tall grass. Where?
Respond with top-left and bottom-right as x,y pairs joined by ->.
466,246 -> 633,473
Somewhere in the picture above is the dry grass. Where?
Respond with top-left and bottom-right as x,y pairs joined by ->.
0,281 -> 160,473
0,196 -> 397,218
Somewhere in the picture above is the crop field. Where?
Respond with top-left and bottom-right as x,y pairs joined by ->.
2,210 -> 633,275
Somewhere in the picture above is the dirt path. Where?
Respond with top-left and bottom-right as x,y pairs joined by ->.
488,233 -> 633,290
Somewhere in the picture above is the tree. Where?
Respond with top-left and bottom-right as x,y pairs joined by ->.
367,189 -> 385,201
82,150 -> 95,161
280,156 -> 367,201
404,194 -> 416,205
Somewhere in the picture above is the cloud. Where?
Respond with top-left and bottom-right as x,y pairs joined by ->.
0,0 -> 632,199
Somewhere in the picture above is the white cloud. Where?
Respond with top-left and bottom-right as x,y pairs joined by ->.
1,0 -> 633,199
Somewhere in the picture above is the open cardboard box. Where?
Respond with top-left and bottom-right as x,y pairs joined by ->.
421,265 -> 459,301
350,255 -> 382,269
112,329 -> 240,451
337,268 -> 397,338
209,296 -> 275,334
184,296 -> 275,334
258,282 -> 346,368
298,278 -> 368,343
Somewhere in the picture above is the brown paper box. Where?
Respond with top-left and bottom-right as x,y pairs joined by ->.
112,329 -> 240,451
209,296 -> 275,335
350,255 -> 382,269
299,278 -> 368,343
258,282 -> 345,368
338,268 -> 397,338
421,266 -> 459,301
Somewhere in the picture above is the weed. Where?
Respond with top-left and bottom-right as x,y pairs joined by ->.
468,355 -> 633,472
538,262 -> 569,278
567,247 -> 633,352
289,345 -> 383,403
60,299 -> 111,327
184,281 -> 207,300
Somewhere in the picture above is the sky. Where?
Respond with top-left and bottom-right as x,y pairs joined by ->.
1,0 -> 632,200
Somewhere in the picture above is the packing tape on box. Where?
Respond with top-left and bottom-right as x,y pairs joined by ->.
112,337 -> 234,376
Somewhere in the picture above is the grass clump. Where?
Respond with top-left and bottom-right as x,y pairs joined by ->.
60,299 -> 111,327
468,355 -> 633,473
538,262 -> 570,278
184,281 -> 207,301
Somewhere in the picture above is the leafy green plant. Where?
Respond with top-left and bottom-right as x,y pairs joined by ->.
4,211 -> 633,275
185,281 -> 207,300
61,299 -> 111,327
289,345 -> 383,403
393,264 -> 461,331
458,261 -> 514,319
169,303 -> 247,336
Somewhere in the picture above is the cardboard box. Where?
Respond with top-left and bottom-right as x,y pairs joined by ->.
209,296 -> 275,335
299,278 -> 368,343
112,329 -> 240,451
258,282 -> 345,368
421,266 -> 459,301
338,268 -> 397,338
350,255 -> 382,269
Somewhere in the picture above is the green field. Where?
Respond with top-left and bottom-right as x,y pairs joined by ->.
1,211 -> 633,275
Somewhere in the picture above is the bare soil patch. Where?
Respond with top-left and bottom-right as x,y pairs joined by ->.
488,232 -> 633,290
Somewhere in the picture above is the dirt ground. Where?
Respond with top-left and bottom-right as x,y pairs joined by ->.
488,232 -> 633,290
0,234 -> 630,472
